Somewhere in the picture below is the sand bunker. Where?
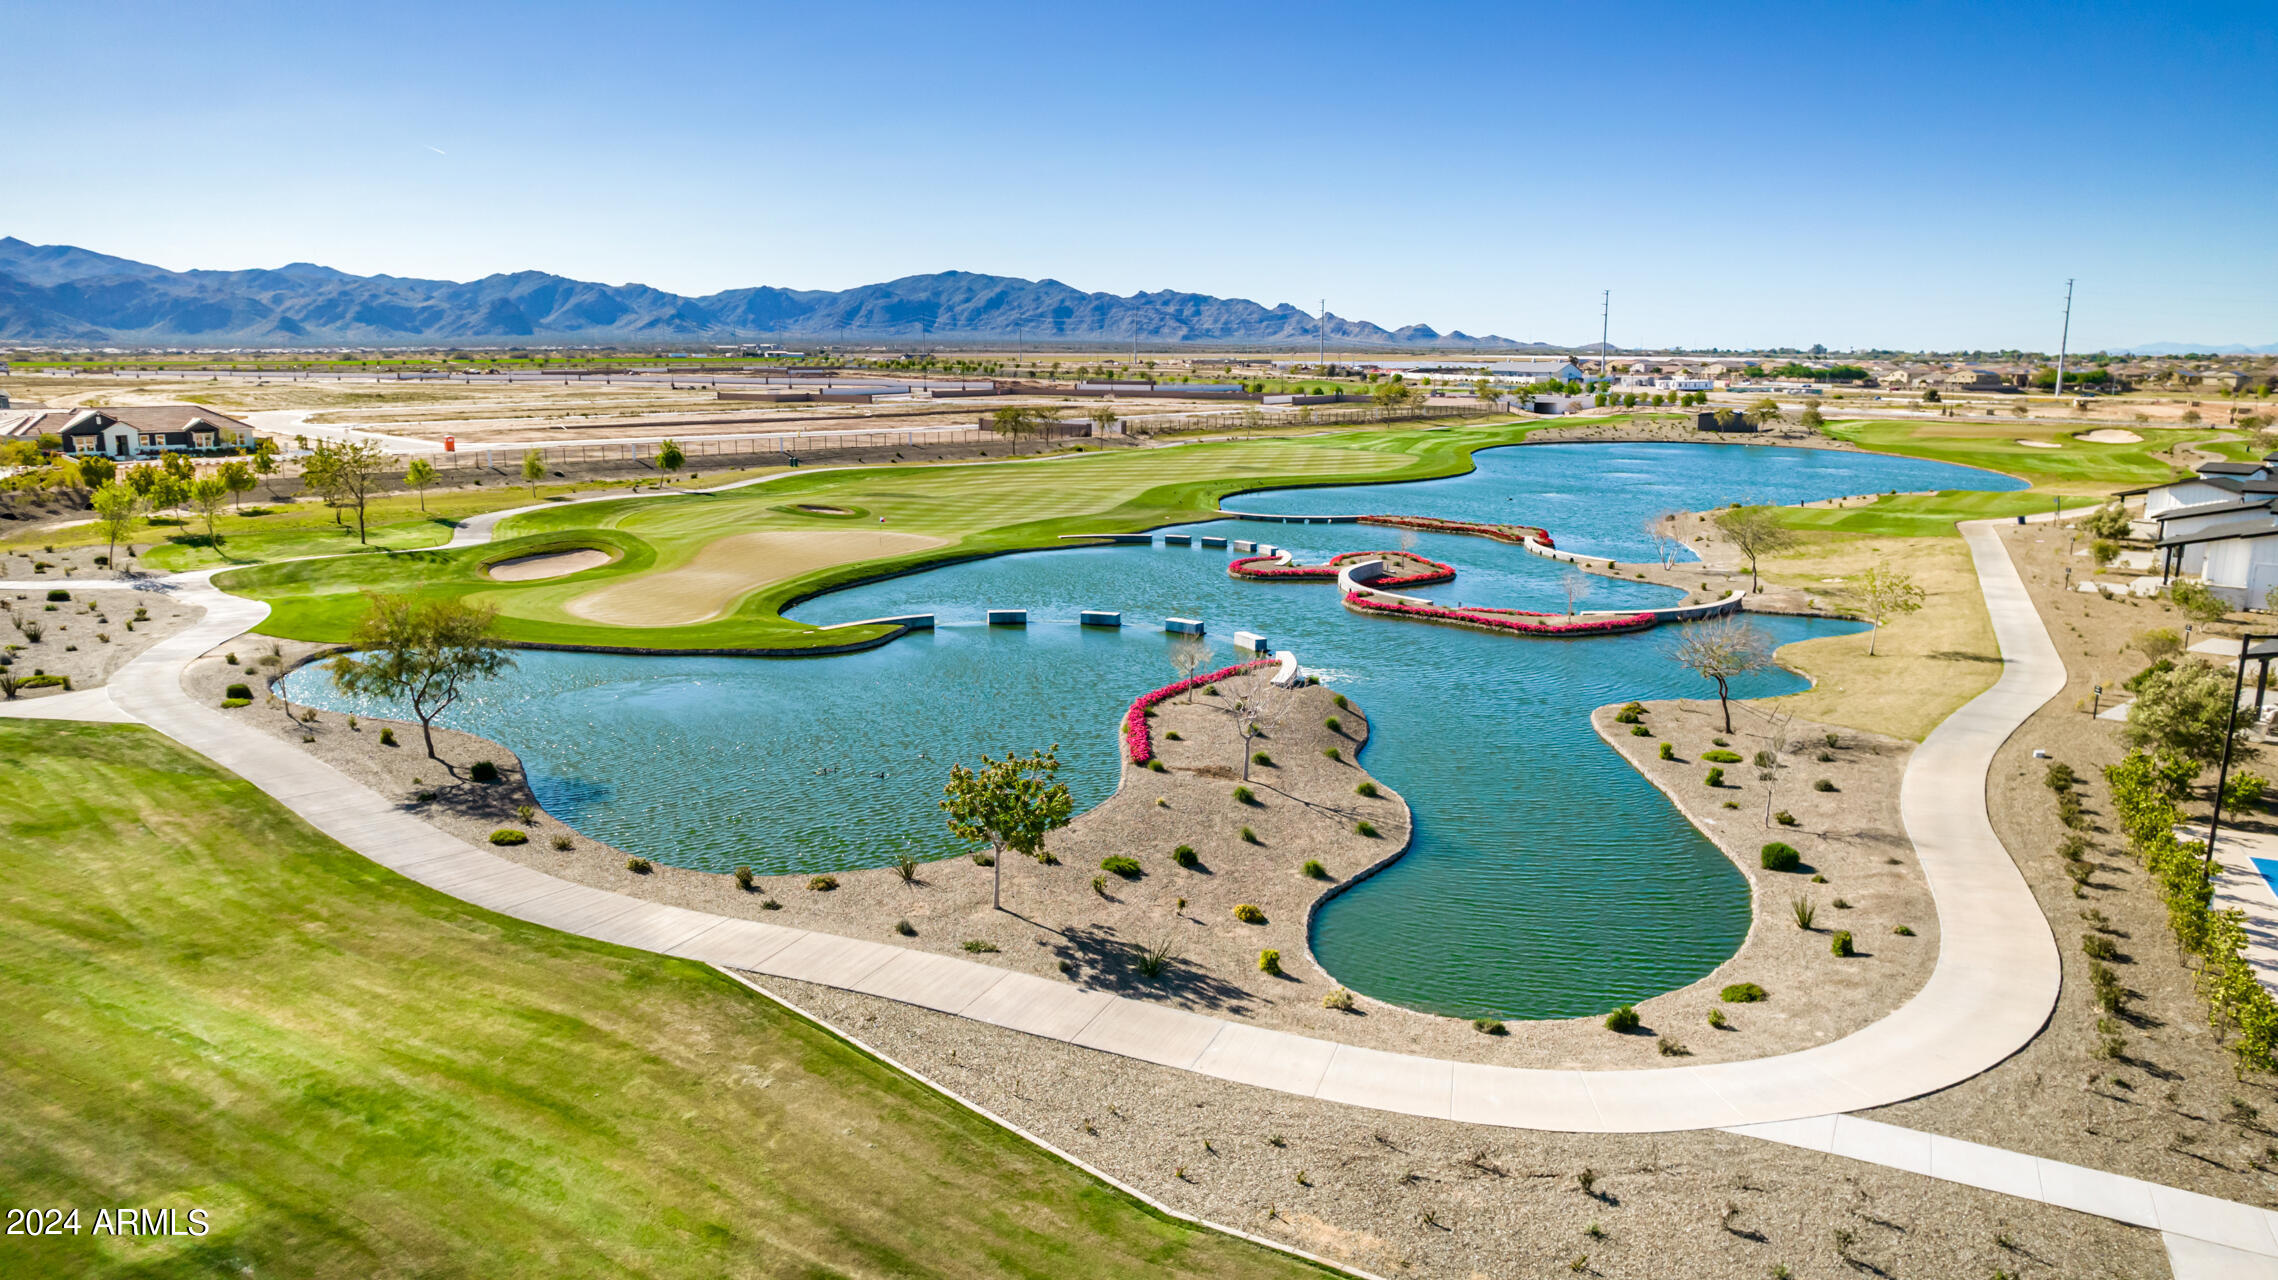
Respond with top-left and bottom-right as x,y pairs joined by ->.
2077,428 -> 2144,444
796,504 -> 854,515
565,529 -> 947,627
488,548 -> 617,581
2016,439 -> 2061,449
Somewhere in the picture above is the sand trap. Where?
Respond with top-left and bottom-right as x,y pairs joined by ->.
796,504 -> 854,515
488,548 -> 616,581
2077,428 -> 2144,444
2016,439 -> 2062,449
565,529 -> 947,627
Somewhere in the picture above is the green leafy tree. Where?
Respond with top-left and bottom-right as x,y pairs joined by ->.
403,456 -> 437,511
216,459 -> 256,509
91,481 -> 139,572
521,449 -> 546,499
326,595 -> 516,760
1748,398 -> 1785,430
1798,403 -> 1825,431
160,450 -> 194,482
941,746 -> 1074,911
2124,658 -> 2250,776
147,471 -> 188,516
250,438 -> 280,498
2081,499 -> 2132,541
303,438 -> 391,541
123,462 -> 157,499
987,406 -> 1046,454
1856,564 -> 1926,656
1714,506 -> 1801,591
188,475 -> 230,550
1088,405 -> 1119,436
656,438 -> 686,473
1671,618 -> 1773,733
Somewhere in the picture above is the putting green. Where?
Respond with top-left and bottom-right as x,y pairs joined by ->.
564,528 -> 948,626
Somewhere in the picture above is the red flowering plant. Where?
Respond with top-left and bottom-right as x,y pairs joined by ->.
1342,592 -> 1654,638
1357,513 -> 1555,549
1122,658 -> 1281,762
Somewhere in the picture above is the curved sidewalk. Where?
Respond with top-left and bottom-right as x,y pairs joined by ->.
56,517 -> 2058,1133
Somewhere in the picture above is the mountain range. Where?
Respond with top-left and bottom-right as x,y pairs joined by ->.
2113,342 -> 2278,356
0,238 -> 1556,350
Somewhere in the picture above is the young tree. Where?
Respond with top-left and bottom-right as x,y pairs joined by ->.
521,448 -> 546,499
326,595 -> 516,760
1748,398 -> 1786,431
1562,568 -> 1593,617
1671,618 -> 1773,733
1088,404 -> 1120,436
988,405 -> 1045,454
1798,403 -> 1825,431
1167,632 -> 1213,701
656,438 -> 687,475
147,471 -> 188,517
250,438 -> 280,499
123,462 -> 158,500
92,480 -> 139,572
217,459 -> 257,509
403,456 -> 437,512
188,475 -> 230,550
940,746 -> 1074,911
1643,511 -> 1680,567
160,450 -> 195,483
1228,673 -> 1292,780
2124,659 -> 2251,778
1714,507 -> 1800,591
2080,498 -> 2132,541
306,439 -> 391,543
1856,564 -> 1926,656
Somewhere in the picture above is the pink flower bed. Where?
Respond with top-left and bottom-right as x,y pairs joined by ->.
1342,592 -> 1655,638
1227,555 -> 1338,580
1358,513 -> 1555,549
1329,551 -> 1455,588
1230,550 -> 1456,588
1123,657 -> 1280,763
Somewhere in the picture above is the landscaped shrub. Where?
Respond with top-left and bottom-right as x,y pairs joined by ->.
1333,693 -> 1348,709
1760,842 -> 1800,871
962,939 -> 999,953
1322,988 -> 1355,1011
1101,855 -> 1143,879
1614,703 -> 1644,724
1791,898 -> 1817,929
488,829 -> 528,845
1658,742 -> 1675,760
379,726 -> 396,746
1701,749 -> 1742,763
808,874 -> 838,891
1355,781 -> 1378,797
1301,859 -> 1328,879
1355,820 -> 1379,838
894,919 -> 916,936
1773,810 -> 1797,826
514,803 -> 537,825
1813,778 -> 1837,792
627,857 -> 653,874
1240,826 -> 1259,844
1707,1008 -> 1728,1029
225,683 -> 252,700
1830,930 -> 1856,957
2045,761 -> 2077,792
1720,982 -> 1767,1003
970,851 -> 995,867
1604,1005 -> 1641,1033
2082,934 -> 2119,961
1322,747 -> 1341,761
45,590 -> 69,602
1630,724 -> 1650,737
220,697 -> 251,709
734,866 -> 755,891
1893,924 -> 1915,936
1657,1036 -> 1689,1057
1172,844 -> 1198,867
1252,751 -> 1273,767
1705,767 -> 1725,787
1233,903 -> 1266,923
469,760 -> 501,783
1325,716 -> 1342,733
1164,730 -> 1181,740
1233,785 -> 1256,805
1472,1018 -> 1507,1035
1147,760 -> 1166,772
1258,949 -> 1282,975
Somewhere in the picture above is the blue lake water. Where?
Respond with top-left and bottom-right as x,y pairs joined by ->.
282,442 -> 2023,1018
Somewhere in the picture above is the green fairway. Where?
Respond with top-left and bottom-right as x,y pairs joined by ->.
218,421 -> 1540,649
0,721 -> 1338,1280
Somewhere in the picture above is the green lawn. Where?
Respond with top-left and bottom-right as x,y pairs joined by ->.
0,722 -> 1340,1280
218,420 -> 1546,650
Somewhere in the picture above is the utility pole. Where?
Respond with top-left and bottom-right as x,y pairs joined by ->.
2055,278 -> 2074,398
1320,298 -> 1327,371
1600,290 -> 1611,382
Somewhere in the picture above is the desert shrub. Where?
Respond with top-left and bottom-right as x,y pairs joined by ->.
1473,1017 -> 1507,1035
1705,766 -> 1725,787
1322,988 -> 1355,1011
2058,832 -> 2089,861
225,652 -> 238,665
1355,819 -> 1379,838
1721,982 -> 1768,1003
1172,844 -> 1198,867
1240,826 -> 1259,844
1252,751 -> 1274,766
488,829 -> 528,846
1355,781 -> 1379,797
1164,730 -> 1181,741
378,726 -> 396,746
1233,785 -> 1255,804
894,853 -> 918,884
1712,737 -> 1728,746
961,939 -> 999,953
1258,949 -> 1282,975
2090,961 -> 2125,1013
1325,716 -> 1342,733
1760,842 -> 1800,871
970,851 -> 995,866
1322,747 -> 1341,761
734,866 -> 755,891
1813,778 -> 1837,793
1630,725 -> 1651,737
2082,934 -> 2119,961
1810,873 -> 1828,883
45,590 -> 68,602
759,897 -> 781,910
1658,742 -> 1675,760
1604,1005 -> 1641,1033
1702,749 -> 1742,763
1833,897 -> 1852,909
1823,732 -> 1839,748
808,874 -> 838,891
1657,1036 -> 1690,1057
1614,708 -> 1641,724
1830,930 -> 1856,957
225,682 -> 252,700
469,760 -> 500,783
1893,924 -> 1915,936
2045,761 -> 2077,792
1774,809 -> 1797,826
626,857 -> 653,874
1706,1008 -> 1728,1028
1333,693 -> 1348,709
1147,759 -> 1166,772
1233,903 -> 1266,924
1301,859 -> 1328,879
1791,898 -> 1817,929
1816,750 -> 1834,762
220,697 -> 251,709
551,835 -> 573,851
1101,855 -> 1143,878
514,803 -> 536,825
894,919 -> 916,936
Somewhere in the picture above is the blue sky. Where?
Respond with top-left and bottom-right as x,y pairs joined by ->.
5,0 -> 2271,351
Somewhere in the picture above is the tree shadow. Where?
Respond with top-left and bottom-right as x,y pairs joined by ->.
1047,923 -> 1258,1014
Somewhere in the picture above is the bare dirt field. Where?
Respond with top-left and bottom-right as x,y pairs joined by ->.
561,528 -> 948,626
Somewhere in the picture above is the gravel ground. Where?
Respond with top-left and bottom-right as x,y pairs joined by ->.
1591,699 -> 1936,1064
761,974 -> 2165,1280
1,579 -> 200,692
1870,522 -> 2278,1207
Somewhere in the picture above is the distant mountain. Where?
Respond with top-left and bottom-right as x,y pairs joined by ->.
0,238 -> 1561,350
2114,341 -> 2278,356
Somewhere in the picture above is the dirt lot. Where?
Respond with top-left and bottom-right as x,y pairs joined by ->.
0,579 -> 200,692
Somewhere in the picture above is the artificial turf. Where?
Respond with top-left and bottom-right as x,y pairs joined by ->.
0,721 -> 1343,1280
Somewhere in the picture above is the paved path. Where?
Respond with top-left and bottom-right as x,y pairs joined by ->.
2185,824 -> 2278,998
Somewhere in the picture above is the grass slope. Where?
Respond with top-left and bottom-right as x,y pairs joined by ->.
0,722 -> 1336,1280
219,420 -> 1542,650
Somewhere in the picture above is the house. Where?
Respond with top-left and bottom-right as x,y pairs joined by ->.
1938,366 -> 2007,390
8,406 -> 258,458
2130,457 -> 2278,603
2199,370 -> 2255,392
1484,359 -> 1586,384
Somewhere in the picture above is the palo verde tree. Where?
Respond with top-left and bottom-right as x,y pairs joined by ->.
1088,404 -> 1120,436
326,595 -> 516,760
1747,397 -> 1785,431
250,437 -> 281,498
187,475 -> 230,551
91,481 -> 139,572
1670,617 -> 1774,733
217,459 -> 257,509
988,405 -> 1046,454
305,438 -> 391,543
1714,506 -> 1800,592
940,745 -> 1075,911
521,449 -> 546,499
403,456 -> 437,511
656,438 -> 686,475
1856,564 -> 1926,656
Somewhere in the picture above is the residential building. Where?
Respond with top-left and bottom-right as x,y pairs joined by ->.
0,406 -> 258,458
2133,457 -> 2278,604
1938,366 -> 2008,390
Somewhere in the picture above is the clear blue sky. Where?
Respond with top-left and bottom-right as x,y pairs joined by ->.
5,0 -> 2271,351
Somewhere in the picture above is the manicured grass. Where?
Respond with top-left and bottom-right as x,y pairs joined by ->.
0,722 -> 1338,1280
220,420 -> 1540,650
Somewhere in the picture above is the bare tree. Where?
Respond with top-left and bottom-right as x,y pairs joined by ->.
1714,507 -> 1800,592
1670,618 -> 1774,733
1856,564 -> 1926,656
1562,569 -> 1593,617
1168,633 -> 1213,702
1228,672 -> 1292,781
1756,717 -> 1792,827
1643,511 -> 1680,568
